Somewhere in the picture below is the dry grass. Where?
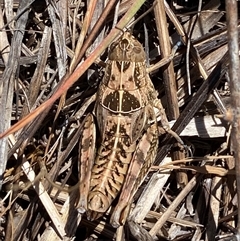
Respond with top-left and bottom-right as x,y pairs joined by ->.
0,0 -> 238,240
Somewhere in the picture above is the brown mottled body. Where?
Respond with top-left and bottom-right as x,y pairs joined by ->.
77,32 -> 160,227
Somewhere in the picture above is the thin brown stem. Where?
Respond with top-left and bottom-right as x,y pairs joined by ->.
225,0 -> 240,235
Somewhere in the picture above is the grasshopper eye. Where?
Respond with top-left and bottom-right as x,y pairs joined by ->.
133,46 -> 142,54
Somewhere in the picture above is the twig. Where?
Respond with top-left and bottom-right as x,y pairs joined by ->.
21,160 -> 66,238
149,174 -> 201,236
225,0 -> 240,237
154,0 -> 179,119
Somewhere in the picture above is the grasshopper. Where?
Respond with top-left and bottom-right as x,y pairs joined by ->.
76,31 -> 177,228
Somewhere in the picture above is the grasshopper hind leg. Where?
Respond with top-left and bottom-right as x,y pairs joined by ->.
110,122 -> 159,228
76,113 -> 96,214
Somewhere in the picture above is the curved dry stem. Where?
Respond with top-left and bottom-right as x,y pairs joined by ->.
0,0 -> 147,139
